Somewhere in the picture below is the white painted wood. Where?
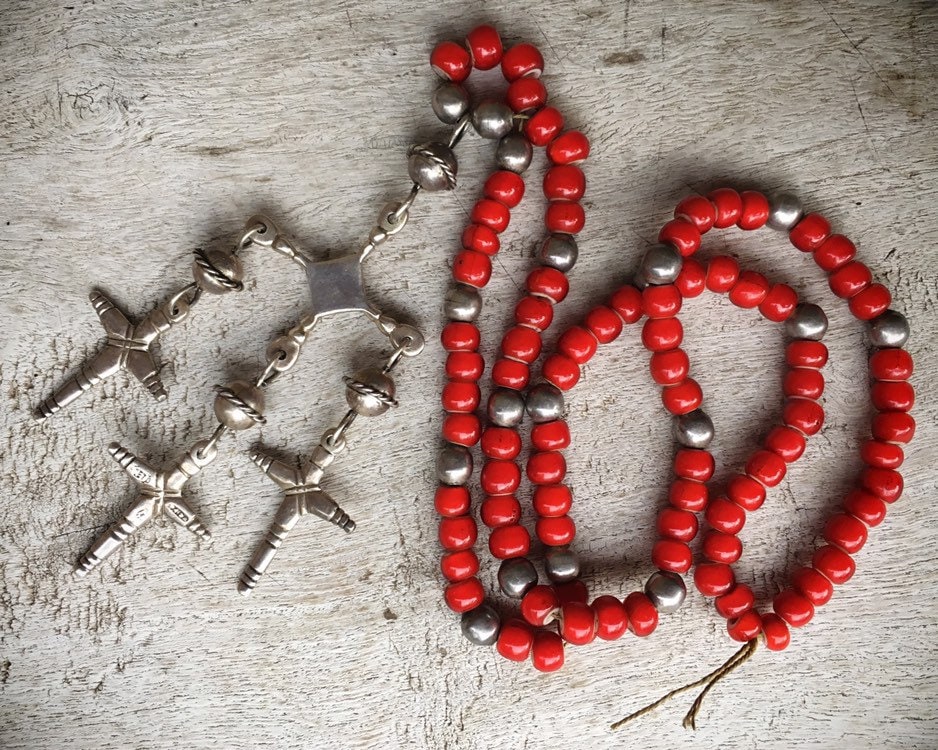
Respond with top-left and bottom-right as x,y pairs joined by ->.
1,1 -> 936,747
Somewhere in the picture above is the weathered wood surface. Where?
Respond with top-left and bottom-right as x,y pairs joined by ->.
1,1 -> 936,748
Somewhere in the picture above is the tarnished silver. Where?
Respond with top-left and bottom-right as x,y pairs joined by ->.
74,440 -> 216,578
538,234 -> 578,272
407,142 -> 458,191
213,380 -> 266,430
344,368 -> 397,416
525,382 -> 565,423
545,546 -> 580,583
674,408 -> 714,449
496,133 -> 533,173
487,388 -> 525,427
192,247 -> 244,294
869,309 -> 910,348
644,570 -> 687,613
443,283 -> 482,322
437,443 -> 473,485
767,192 -> 804,231
786,303 -> 828,341
471,100 -> 514,140
639,244 -> 683,285
498,557 -> 538,598
460,604 -> 500,646
432,83 -> 470,125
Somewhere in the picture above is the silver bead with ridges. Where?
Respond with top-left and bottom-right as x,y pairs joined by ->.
673,408 -> 714,449
192,248 -> 244,294
460,604 -> 500,646
496,133 -> 533,173
431,82 -> 470,125
436,444 -> 473,485
487,388 -> 525,427
545,546 -> 580,582
471,100 -> 514,139
767,192 -> 804,231
538,234 -> 578,272
498,557 -> 538,598
525,382 -> 565,423
443,283 -> 482,322
785,303 -> 828,340
644,570 -> 687,613
344,367 -> 397,417
639,244 -> 683,285
869,309 -> 910,348
407,142 -> 458,191
213,380 -> 266,430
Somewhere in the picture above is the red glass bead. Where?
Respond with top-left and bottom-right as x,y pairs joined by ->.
861,468 -> 904,503
452,249 -> 492,288
501,43 -> 544,81
471,198 -> 510,234
727,473 -> 766,512
773,590 -> 815,627
786,340 -> 829,369
515,294 -> 554,331
702,530 -> 743,564
462,223 -> 500,255
694,563 -> 735,597
661,379 -> 703,415
759,283 -> 799,322
783,398 -> 825,436
531,421 -> 571,452
784,368 -> 825,400
642,284 -> 683,318
502,325 -> 542,363
872,411 -> 916,444
465,24 -> 502,70
792,566 -> 834,606
668,479 -> 708,512
706,255 -> 740,293
727,610 -> 763,642
543,165 -> 586,201
558,326 -> 598,364
824,512 -> 868,554
761,613 -> 791,651
442,380 -> 480,413
659,218 -> 701,257
829,261 -> 872,299
642,318 -> 683,352
849,283 -> 891,320
547,130 -> 590,165
484,170 -> 525,208
560,602 -> 597,646
442,413 -> 481,446
624,592 -> 659,637
609,285 -> 643,323
521,585 -> 560,626
481,495 -> 522,528
441,321 -> 480,352
843,488 -> 887,527
556,580 -> 589,605
480,460 -> 521,495
527,267 -> 569,303
746,449 -> 787,487
708,188 -> 743,228
675,194 -> 717,233
656,507 -> 699,542
675,256 -> 707,298
441,549 -> 479,582
715,583 -> 756,620
531,630 -> 565,672
812,545 -> 856,584
706,497 -> 747,535
870,348 -> 914,381
430,40 -> 471,82
533,484 -> 573,517
491,358 -> 529,389
738,190 -> 770,230
861,439 -> 904,469
525,106 -> 563,147
673,448 -> 715,481
489,523 -> 531,559
584,305 -> 623,343
434,485 -> 470,517
871,381 -> 915,412
593,595 -> 628,640
728,270 -> 770,308
527,451 -> 566,485
536,515 -> 576,546
507,77 -> 547,112
651,539 -> 693,573
439,516 -> 477,551
789,213 -> 831,252
814,233 -> 856,272
765,425 -> 807,462
444,578 -> 484,612
542,354 -> 580,391
497,619 -> 535,661
446,351 -> 484,382
545,201 -> 585,234
481,427 -> 522,460
650,348 -> 690,386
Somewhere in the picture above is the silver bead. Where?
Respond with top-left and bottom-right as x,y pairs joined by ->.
407,142 -> 457,191
213,380 -> 266,431
767,192 -> 804,231
344,367 -> 397,417
869,309 -> 910,348
644,570 -> 687,613
496,133 -> 533,173
498,557 -> 538,598
443,283 -> 482,322
545,546 -> 580,583
785,303 -> 828,341
538,234 -> 578,272
674,409 -> 714,449
487,388 -> 525,427
436,444 -> 472,485
431,82 -> 470,125
471,100 -> 514,139
639,244 -> 683,285
525,382 -> 565,423
192,248 -> 244,294
460,604 -> 500,646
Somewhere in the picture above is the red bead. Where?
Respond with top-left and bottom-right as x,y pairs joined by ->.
791,566 -> 834,606
673,448 -> 715,482
784,368 -> 825,400
708,188 -> 743,228
843,489 -> 887,527
656,507 -> 699,542
491,358 -> 529,389
543,165 -> 586,201
471,198 -> 510,234
812,545 -> 856,584
675,256 -> 707,298
441,321 -> 480,352
738,190 -> 770,230
642,284 -> 683,318
849,283 -> 891,320
814,234 -> 856,272
480,460 -> 521,495
507,77 -> 547,112
716,584 -> 755,619
462,223 -> 500,255
480,495 -> 521,528
560,602 -> 597,645
789,213 -> 831,252
584,305 -> 623,343
760,613 -> 791,651
773,590 -> 815,627
446,351 -> 484,381
861,439 -> 904,469
871,381 -> 915,412
442,381 -> 480,413
444,578 -> 485,612
531,421 -> 571,451
764,425 -> 807,462
525,106 -> 563,147
727,610 -> 763,642
706,255 -> 740,293
706,497 -> 747,535
545,201 -> 585,234
441,549 -> 479,582
728,270 -> 770,308
872,411 -> 916,444
783,397 -> 825,436
824,513 -> 868,554
515,295 -> 554,331
531,630 -> 565,672
547,130 -> 590,165
501,43 -> 544,81
542,354 -> 580,391
650,348 -> 690,386
702,530 -> 743,564
481,427 -> 522,460
651,539 -> 693,573
727,474 -> 767,512
746,449 -> 787,487
829,261 -> 872,299
642,318 -> 683,352
501,325 -> 542,363
759,283 -> 799,322
694,563 -> 735,597
786,340 -> 829,369
593,595 -> 629,640
521,585 -> 560,626
533,484 -> 573,517
430,40 -> 471,82
434,485 -> 470,517
661,379 -> 703,415
861,468 -> 904,503
624,592 -> 659,637
489,523 -> 531,559
870,348 -> 914,381
497,619 -> 535,661
442,413 -> 482,446
484,170 -> 525,208
452,249 -> 492,287
555,580 -> 589,605
609,284 -> 643,323
675,194 -> 717,233
668,479 -> 708,512
439,516 -> 477,551
527,451 -> 566,485
527,267 -> 569,303
536,515 -> 576,546
465,24 -> 503,70
558,326 -> 598,364
659,219 -> 701,257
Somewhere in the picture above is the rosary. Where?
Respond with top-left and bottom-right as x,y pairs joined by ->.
36,23 -> 915,727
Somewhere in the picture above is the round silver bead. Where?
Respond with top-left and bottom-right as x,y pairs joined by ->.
497,557 -> 538,598
443,283 -> 482,322
673,408 -> 714,449
471,100 -> 514,140
496,133 -> 533,173
407,142 -> 457,191
213,380 -> 265,431
869,309 -> 910,348
785,303 -> 828,341
487,388 -> 525,427
640,244 -> 683,285
460,604 -> 500,646
644,570 -> 687,614
538,234 -> 578,272
431,82 -> 470,125
436,444 -> 472,486
545,546 -> 580,583
525,382 -> 565,423
344,368 -> 396,417
767,192 -> 804,231
192,248 -> 244,294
